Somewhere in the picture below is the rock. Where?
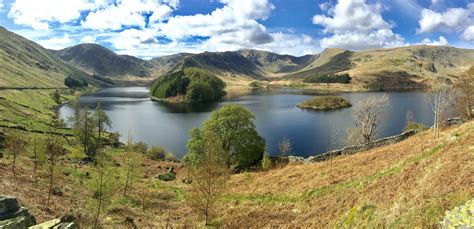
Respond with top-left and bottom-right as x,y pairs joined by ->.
30,215 -> 78,229
167,166 -> 175,174
182,178 -> 192,184
444,118 -> 464,126
0,196 -> 36,228
287,156 -> 305,164
440,199 -> 474,228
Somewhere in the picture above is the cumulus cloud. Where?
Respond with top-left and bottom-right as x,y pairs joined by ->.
8,0 -> 96,30
419,36 -> 449,46
417,3 -> 474,41
37,34 -> 73,50
82,0 -> 174,30
462,26 -> 474,41
313,0 -> 405,50
80,35 -> 96,44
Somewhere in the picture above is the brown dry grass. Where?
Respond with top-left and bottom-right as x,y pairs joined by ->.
1,121 -> 473,227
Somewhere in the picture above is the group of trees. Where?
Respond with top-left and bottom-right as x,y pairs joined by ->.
69,100 -> 111,157
150,68 -> 226,102
303,73 -> 352,84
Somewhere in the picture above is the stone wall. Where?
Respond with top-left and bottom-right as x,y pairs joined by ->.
288,129 -> 417,164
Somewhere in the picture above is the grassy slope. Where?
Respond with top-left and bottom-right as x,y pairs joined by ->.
0,27 -> 106,88
1,120 -> 472,227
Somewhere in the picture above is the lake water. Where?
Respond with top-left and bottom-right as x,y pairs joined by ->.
59,87 -> 434,158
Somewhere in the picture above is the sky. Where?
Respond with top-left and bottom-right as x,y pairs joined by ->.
0,0 -> 473,59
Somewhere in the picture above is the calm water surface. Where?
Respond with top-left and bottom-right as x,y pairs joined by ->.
59,87 -> 434,158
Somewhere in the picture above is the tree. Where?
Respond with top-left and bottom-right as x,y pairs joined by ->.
261,151 -> 272,170
425,82 -> 456,138
278,137 -> 292,161
454,73 -> 474,120
347,95 -> 388,144
186,104 -> 265,170
51,90 -> 61,104
30,135 -> 45,183
186,132 -> 229,225
122,135 -> 142,198
94,103 -> 111,148
5,129 -> 28,176
68,98 -> 81,130
45,136 -> 66,205
89,153 -> 118,228
77,107 -> 97,157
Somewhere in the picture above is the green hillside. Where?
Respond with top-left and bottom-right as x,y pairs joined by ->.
0,27 -> 109,88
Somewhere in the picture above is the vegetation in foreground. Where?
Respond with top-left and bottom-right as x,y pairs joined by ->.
297,95 -> 351,111
149,67 -> 226,103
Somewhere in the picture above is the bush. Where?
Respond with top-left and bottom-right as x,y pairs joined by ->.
133,142 -> 148,154
147,146 -> 166,160
157,172 -> 176,181
64,76 -> 88,88
404,121 -> 429,133
303,73 -> 351,84
261,152 -> 272,170
165,152 -> 177,162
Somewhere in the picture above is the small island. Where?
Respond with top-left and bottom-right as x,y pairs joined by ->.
297,95 -> 352,111
149,67 -> 226,103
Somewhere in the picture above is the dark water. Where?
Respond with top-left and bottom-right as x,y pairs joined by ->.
59,87 -> 434,158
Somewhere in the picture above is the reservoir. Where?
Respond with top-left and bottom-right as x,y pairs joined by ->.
59,87 -> 434,158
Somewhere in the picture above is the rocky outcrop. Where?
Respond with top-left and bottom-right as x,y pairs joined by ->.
440,199 -> 474,228
0,196 -> 36,228
289,129 -> 417,164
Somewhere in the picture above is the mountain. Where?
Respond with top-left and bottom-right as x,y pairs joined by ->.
52,43 -> 153,78
0,27 -> 110,88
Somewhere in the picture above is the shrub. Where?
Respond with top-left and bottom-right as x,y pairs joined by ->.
404,121 -> 429,133
165,152 -> 177,162
147,146 -> 166,160
157,172 -> 176,181
303,73 -> 351,84
133,142 -> 148,154
261,152 -> 272,170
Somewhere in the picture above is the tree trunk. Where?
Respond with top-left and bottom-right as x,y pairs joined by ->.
94,173 -> 104,228
47,164 -> 54,205
12,154 -> 16,176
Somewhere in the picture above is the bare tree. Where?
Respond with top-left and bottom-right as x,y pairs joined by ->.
454,73 -> 474,120
425,82 -> 456,138
89,152 -> 117,228
347,95 -> 389,144
5,129 -> 28,176
45,136 -> 65,205
122,134 -> 142,198
278,137 -> 292,161
186,132 -> 230,225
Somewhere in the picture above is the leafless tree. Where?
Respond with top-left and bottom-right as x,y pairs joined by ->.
122,134 -> 141,198
278,137 -> 292,161
45,136 -> 65,205
186,132 -> 230,225
425,82 -> 456,138
454,73 -> 474,120
347,95 -> 389,144
5,129 -> 27,176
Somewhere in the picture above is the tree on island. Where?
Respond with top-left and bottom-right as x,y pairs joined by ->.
186,104 -> 265,171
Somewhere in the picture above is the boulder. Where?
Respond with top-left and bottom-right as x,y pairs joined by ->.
30,215 -> 78,229
0,196 -> 36,228
287,156 -> 305,164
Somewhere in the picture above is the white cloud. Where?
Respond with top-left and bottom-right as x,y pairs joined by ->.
37,34 -> 74,50
419,36 -> 449,46
462,26 -> 474,41
0,1 -> 3,10
82,0 -> 174,30
417,3 -> 474,41
313,0 -> 406,50
8,0 -> 96,30
80,35 -> 96,44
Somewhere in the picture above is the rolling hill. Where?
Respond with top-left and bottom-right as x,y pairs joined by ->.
0,27 -> 110,88
52,43 -> 153,78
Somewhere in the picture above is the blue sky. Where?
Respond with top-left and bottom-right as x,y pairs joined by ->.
0,0 -> 473,58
